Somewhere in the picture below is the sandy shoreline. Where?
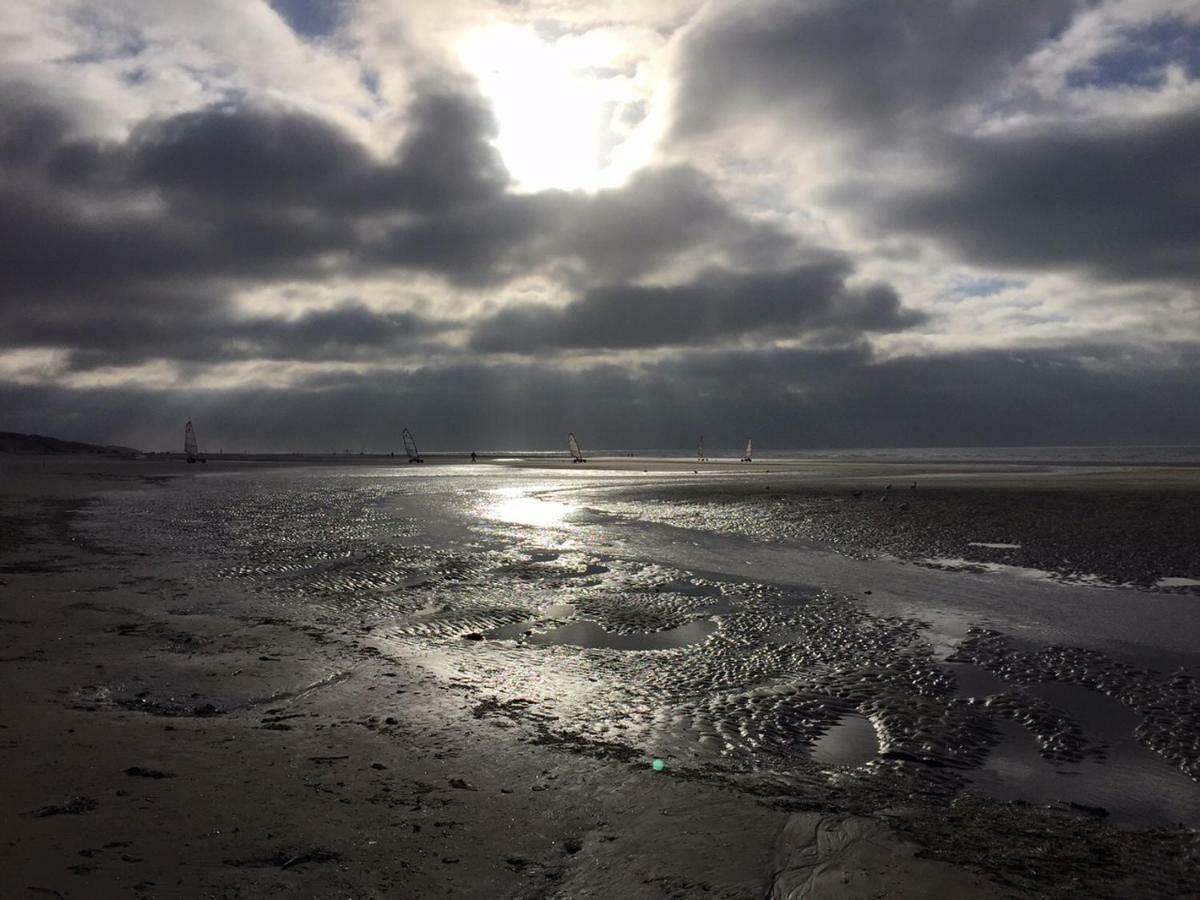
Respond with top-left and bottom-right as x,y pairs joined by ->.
2,456 -> 1199,898
1,462 -> 796,899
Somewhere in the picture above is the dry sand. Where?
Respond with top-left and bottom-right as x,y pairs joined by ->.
1,454 -> 1197,898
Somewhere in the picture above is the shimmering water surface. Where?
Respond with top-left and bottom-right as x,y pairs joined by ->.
84,465 -> 1200,828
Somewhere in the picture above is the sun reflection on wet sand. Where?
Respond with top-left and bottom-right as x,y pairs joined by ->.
485,488 -> 576,528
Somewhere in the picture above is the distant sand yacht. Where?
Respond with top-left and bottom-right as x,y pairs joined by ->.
698,435 -> 707,462
741,439 -> 752,462
568,432 -> 586,463
184,420 -> 206,464
402,427 -> 424,463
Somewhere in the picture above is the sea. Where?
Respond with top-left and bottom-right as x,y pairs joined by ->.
458,445 -> 1200,466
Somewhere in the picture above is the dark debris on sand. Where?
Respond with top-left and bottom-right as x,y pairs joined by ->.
889,796 -> 1200,900
222,847 -> 342,870
24,797 -> 98,818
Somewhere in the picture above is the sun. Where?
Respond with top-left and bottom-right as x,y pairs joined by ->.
458,24 -> 649,193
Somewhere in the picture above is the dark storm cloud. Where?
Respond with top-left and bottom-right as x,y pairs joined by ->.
669,0 -> 1198,286
3,85 -> 881,397
364,89 -> 511,211
367,164 -> 803,287
0,86 -> 514,304
648,343 -> 1200,449
0,300 -> 450,371
128,105 -> 371,205
127,89 -> 508,212
0,82 -> 850,367
6,344 -> 1200,452
363,191 -> 564,287
0,179 -> 351,302
0,94 -> 71,169
878,111 -> 1200,282
552,165 -> 796,281
672,0 -> 1079,138
471,263 -> 923,352
0,82 -> 807,307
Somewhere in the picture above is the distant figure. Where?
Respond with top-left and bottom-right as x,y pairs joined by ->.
885,483 -> 892,491
471,451 -> 477,463
911,481 -> 917,490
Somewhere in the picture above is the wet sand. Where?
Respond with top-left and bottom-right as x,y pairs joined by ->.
2,454 -> 1199,898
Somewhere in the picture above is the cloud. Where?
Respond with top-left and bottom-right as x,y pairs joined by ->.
368,164 -> 805,287
0,93 -> 72,169
878,111 -> 1200,282
0,78 -> 808,300
0,86 -> 518,313
1,78 -> 859,373
471,263 -> 924,352
548,164 -> 797,282
0,300 -> 451,372
121,88 -> 509,215
3,0 -> 1197,452
5,343 -> 1199,452
671,0 -> 1080,140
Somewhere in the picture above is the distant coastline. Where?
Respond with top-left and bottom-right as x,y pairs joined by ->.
0,431 -> 140,457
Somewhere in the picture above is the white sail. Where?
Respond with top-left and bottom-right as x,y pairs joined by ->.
742,439 -> 752,461
184,421 -> 198,459
402,427 -> 423,462
568,432 -> 585,462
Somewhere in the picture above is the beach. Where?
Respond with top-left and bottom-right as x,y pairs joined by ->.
2,454 -> 1199,898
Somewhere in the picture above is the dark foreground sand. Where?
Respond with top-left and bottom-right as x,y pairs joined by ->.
1,455 -> 1198,899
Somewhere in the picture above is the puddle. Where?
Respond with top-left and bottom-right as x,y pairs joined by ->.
920,557 -> 1109,587
948,662 -> 1007,698
527,617 -> 718,650
1156,576 -> 1200,588
967,542 -> 1022,550
968,687 -> 1200,828
1026,682 -> 1135,740
658,579 -> 725,598
811,714 -> 879,767
486,604 -> 577,640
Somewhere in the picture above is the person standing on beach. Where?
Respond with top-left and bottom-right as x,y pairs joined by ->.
470,451 -> 477,463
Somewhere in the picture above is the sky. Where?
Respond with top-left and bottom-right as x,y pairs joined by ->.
1,0 -> 1198,452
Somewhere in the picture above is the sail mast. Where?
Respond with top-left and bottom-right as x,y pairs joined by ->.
184,421 -> 198,462
402,427 -> 424,463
